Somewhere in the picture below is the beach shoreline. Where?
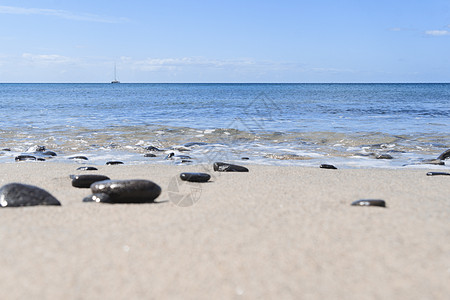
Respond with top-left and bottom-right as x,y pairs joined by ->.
0,162 -> 449,299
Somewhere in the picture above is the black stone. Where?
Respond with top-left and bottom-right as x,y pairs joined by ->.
376,154 -> 394,159
184,142 -> 207,147
43,150 -> 57,156
426,172 -> 450,176
351,199 -> 386,207
320,164 -> 337,169
164,152 -> 175,160
76,166 -> 98,171
180,172 -> 211,182
0,183 -> 61,207
1,148 -> 11,151
180,160 -> 193,163
37,158 -> 46,161
71,174 -> 111,188
213,162 -> 249,172
437,149 -> 450,160
15,155 -> 36,161
144,153 -> 156,157
69,156 -> 89,160
83,193 -> 112,203
90,179 -> 161,203
106,161 -> 124,165
144,146 -> 162,151
241,157 -> 250,160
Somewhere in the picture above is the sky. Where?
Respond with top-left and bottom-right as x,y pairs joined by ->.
0,0 -> 449,83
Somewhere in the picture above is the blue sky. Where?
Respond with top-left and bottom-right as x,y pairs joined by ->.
0,0 -> 449,82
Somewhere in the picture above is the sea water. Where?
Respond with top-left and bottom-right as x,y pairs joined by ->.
0,83 -> 449,168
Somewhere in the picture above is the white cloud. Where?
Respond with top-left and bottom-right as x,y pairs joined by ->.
0,5 -> 127,23
425,30 -> 450,36
22,53 -> 75,64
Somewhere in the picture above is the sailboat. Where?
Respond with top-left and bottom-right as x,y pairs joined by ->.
111,63 -> 120,83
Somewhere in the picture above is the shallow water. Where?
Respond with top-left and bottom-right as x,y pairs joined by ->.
0,83 -> 449,168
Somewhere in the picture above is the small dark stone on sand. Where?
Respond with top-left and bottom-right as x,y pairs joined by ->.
180,172 -> 211,182
164,152 -> 175,160
1,148 -> 11,151
83,193 -> 112,203
241,157 -> 250,160
91,179 -> 161,203
426,172 -> 450,176
77,166 -> 98,171
437,149 -> 450,160
71,174 -> 111,188
15,155 -> 37,161
420,159 -> 445,166
351,199 -> 386,207
43,150 -> 57,156
106,161 -> 124,165
37,158 -> 46,161
376,154 -> 394,159
180,160 -> 193,163
69,156 -> 88,160
144,153 -> 156,157
0,183 -> 61,207
144,146 -> 162,151
213,162 -> 249,172
320,164 -> 337,169
184,142 -> 207,147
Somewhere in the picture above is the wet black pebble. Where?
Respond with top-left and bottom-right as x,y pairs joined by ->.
144,153 -> 156,157
90,179 -> 161,203
69,156 -> 89,160
320,164 -> 337,169
351,199 -> 386,207
83,193 -> 112,203
106,161 -> 124,165
1,148 -> 11,151
376,154 -> 393,159
15,155 -> 36,161
43,150 -> 57,156
77,166 -> 98,171
437,149 -> 450,160
213,162 -> 249,172
241,157 -> 250,160
71,174 -> 111,188
180,172 -> 211,182
164,152 -> 175,160
0,183 -> 61,207
144,146 -> 162,151
426,172 -> 450,176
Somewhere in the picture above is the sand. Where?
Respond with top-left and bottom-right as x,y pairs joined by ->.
0,162 -> 449,299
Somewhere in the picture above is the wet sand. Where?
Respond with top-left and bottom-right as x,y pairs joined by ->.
0,162 -> 449,299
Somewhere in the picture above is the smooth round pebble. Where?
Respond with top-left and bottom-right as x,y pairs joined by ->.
180,172 -> 211,182
0,183 -> 61,207
320,164 -> 337,169
426,172 -> 450,176
69,156 -> 88,160
15,155 -> 36,161
106,161 -> 124,165
43,150 -> 57,156
144,153 -> 156,157
376,154 -> 393,159
351,199 -> 386,207
71,174 -> 111,188
90,179 -> 161,203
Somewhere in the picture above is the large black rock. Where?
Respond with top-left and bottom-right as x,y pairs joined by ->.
213,162 -> 249,172
90,179 -> 161,203
437,149 -> 450,160
0,183 -> 61,207
71,174 -> 111,188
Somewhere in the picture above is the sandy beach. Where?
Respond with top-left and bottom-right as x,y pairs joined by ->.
0,162 -> 449,299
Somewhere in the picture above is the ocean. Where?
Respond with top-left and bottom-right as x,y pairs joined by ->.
0,83 -> 449,168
